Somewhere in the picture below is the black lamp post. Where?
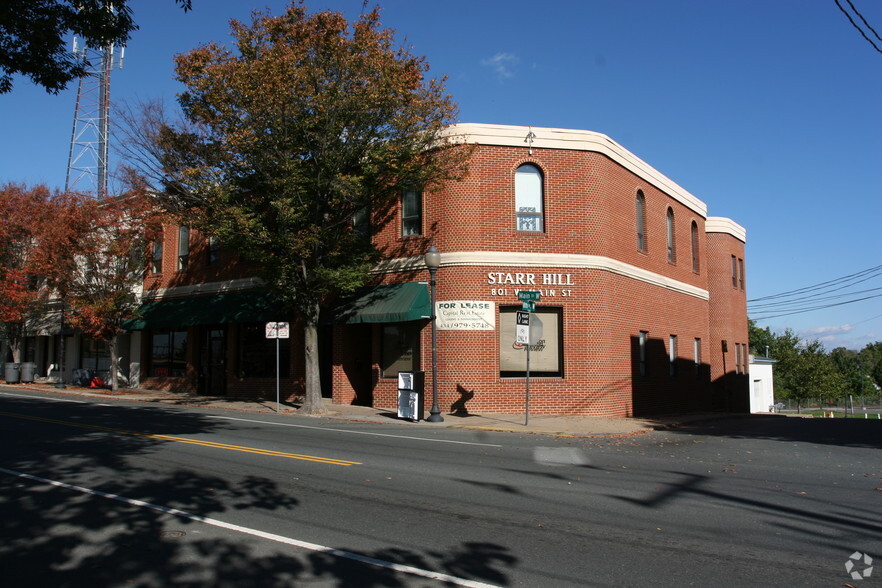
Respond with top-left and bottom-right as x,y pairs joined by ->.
424,244 -> 443,422
55,298 -> 66,389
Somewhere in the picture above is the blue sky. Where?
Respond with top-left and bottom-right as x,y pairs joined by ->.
2,0 -> 880,350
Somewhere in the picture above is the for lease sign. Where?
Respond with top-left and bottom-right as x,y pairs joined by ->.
435,301 -> 496,330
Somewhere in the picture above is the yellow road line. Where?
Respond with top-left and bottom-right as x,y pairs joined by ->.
0,411 -> 361,466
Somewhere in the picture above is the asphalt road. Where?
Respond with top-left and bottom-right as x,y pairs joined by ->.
1,387 -> 879,587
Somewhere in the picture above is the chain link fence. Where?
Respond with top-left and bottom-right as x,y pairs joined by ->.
772,396 -> 882,415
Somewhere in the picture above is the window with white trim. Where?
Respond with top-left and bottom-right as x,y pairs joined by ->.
636,190 -> 647,251
401,190 -> 421,237
515,164 -> 544,232
178,226 -> 190,271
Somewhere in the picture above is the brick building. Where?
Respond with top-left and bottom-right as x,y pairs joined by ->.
122,123 -> 748,417
332,123 -> 749,417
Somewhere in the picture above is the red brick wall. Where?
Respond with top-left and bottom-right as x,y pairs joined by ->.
706,231 -> 750,411
143,225 -> 253,293
334,142 -> 744,417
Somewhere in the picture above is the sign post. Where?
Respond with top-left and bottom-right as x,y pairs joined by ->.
266,322 -> 290,412
515,291 -> 541,425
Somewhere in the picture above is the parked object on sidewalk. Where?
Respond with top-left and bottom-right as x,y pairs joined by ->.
71,369 -> 93,387
4,363 -> 20,384
19,362 -> 36,383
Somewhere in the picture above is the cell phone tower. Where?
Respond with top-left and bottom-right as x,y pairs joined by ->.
64,36 -> 124,199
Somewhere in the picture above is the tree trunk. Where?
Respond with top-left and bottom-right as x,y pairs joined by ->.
10,342 -> 21,364
298,300 -> 326,415
109,333 -> 119,394
5,325 -> 22,363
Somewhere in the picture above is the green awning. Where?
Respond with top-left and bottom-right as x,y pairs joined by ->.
331,282 -> 431,324
123,290 -> 288,331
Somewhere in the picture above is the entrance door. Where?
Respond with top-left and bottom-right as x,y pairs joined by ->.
200,327 -> 226,395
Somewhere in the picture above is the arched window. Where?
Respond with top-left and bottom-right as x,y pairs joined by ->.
691,221 -> 700,273
515,163 -> 543,232
636,190 -> 647,251
666,207 -> 676,263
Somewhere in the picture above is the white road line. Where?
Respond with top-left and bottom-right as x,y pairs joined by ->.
207,415 -> 503,448
0,467 -> 500,588
0,391 -> 85,404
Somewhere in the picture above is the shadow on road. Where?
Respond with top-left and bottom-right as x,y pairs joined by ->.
0,397 -> 516,586
664,414 -> 882,449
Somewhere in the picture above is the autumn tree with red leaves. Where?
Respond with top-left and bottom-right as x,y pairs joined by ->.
49,189 -> 161,392
0,184 -> 54,364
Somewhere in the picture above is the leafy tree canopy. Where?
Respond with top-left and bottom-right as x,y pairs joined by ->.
0,0 -> 191,94
133,2 -> 469,413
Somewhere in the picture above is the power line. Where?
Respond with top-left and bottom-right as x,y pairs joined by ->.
750,285 -> 882,311
748,262 -> 882,320
834,0 -> 882,54
748,264 -> 882,303
749,292 -> 882,320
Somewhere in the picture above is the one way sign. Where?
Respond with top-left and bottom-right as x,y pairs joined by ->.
515,311 -> 530,344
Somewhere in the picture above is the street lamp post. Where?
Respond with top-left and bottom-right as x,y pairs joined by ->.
424,245 -> 443,422
56,298 -> 66,389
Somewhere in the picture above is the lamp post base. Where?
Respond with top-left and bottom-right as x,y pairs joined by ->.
427,409 -> 444,423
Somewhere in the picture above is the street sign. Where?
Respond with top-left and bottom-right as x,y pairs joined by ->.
515,311 -> 530,344
521,301 -> 536,312
265,322 -> 290,339
517,290 -> 541,302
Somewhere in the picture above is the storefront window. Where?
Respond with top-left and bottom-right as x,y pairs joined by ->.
150,329 -> 187,377
238,323 -> 290,378
381,323 -> 419,378
82,337 -> 111,373
499,306 -> 563,377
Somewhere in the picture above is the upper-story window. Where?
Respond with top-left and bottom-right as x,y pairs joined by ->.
666,207 -> 676,263
151,236 -> 163,274
691,221 -> 700,273
515,163 -> 544,232
401,190 -> 422,237
207,235 -> 220,266
353,206 -> 370,238
636,190 -> 647,252
177,226 -> 190,271
731,255 -> 738,287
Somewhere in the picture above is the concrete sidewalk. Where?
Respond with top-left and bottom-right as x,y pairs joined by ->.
7,382 -> 733,438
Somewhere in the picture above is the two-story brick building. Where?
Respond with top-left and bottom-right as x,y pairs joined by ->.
122,123 -> 748,417
327,123 -> 748,417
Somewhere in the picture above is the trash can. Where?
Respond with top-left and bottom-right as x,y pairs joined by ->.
4,363 -> 20,384
20,362 -> 36,383
397,371 -> 425,422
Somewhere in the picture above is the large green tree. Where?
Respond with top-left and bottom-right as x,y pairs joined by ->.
134,3 -> 468,413
790,340 -> 846,411
748,319 -> 775,357
0,0 -> 191,94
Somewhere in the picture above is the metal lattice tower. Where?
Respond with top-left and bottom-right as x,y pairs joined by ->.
65,39 -> 123,198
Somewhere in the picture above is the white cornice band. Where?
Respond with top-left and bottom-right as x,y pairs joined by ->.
444,123 -> 708,217
376,251 -> 709,300
705,216 -> 747,242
